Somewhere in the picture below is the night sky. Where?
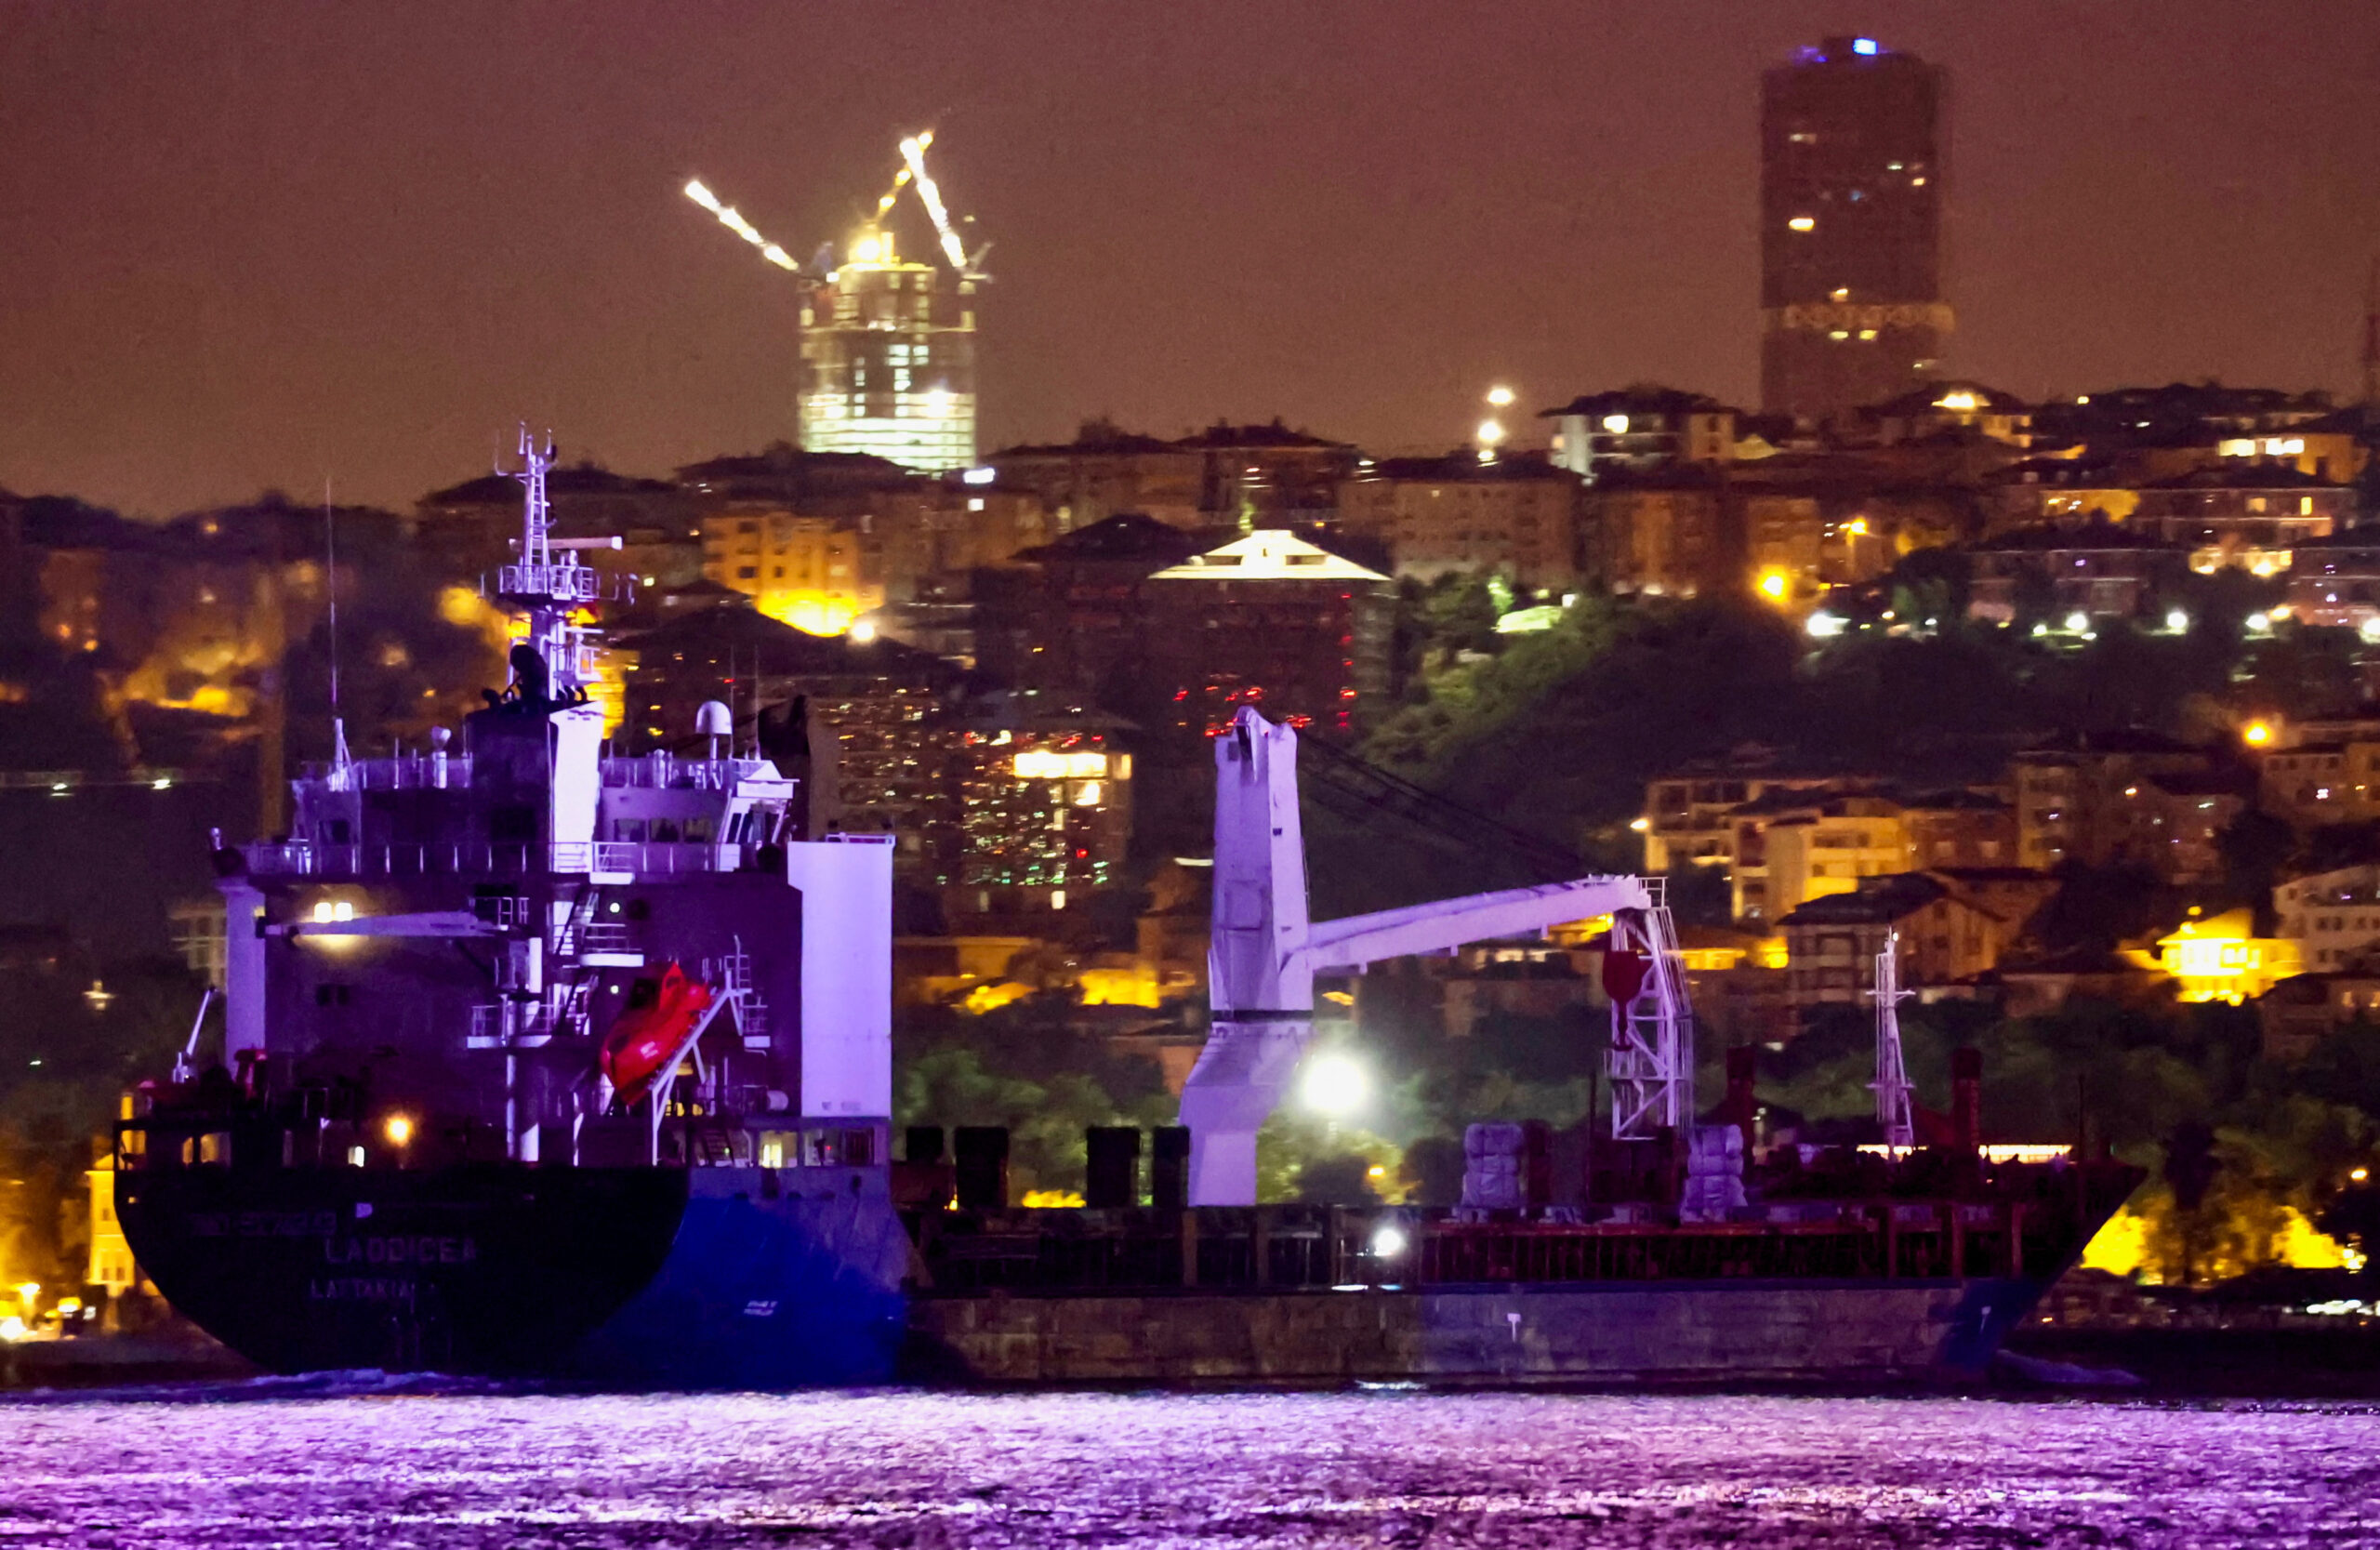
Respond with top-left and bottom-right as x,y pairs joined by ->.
6,1 -> 2376,516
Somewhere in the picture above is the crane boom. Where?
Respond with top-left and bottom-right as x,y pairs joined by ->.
682,179 -> 800,272
681,131 -> 981,279
897,132 -> 972,272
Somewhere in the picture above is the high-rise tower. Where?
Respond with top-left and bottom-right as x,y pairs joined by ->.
685,133 -> 985,473
1760,36 -> 1949,419
799,225 -> 979,470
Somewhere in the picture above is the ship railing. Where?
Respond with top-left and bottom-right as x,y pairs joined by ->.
241,841 -> 598,877
598,755 -> 779,792
554,921 -> 633,958
591,841 -> 750,876
911,1190 -> 2098,1294
467,1002 -> 578,1046
295,754 -> 474,791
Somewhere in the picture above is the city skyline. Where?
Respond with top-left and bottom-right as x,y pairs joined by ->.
5,0 -> 2377,517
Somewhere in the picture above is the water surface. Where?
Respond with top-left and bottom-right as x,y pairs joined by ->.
0,1385 -> 2371,1546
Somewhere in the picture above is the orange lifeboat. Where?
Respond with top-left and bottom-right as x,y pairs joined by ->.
600,962 -> 716,1106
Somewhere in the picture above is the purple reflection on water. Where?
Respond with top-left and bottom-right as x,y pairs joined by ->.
0,1387 -> 2374,1545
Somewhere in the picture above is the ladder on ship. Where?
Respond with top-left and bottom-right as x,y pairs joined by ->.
707,936 -> 771,1051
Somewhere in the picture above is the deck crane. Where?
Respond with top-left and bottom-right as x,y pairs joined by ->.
1183,708 -> 1697,1205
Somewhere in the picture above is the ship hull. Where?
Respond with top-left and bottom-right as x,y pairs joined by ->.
908,1278 -> 2049,1388
122,1168 -> 2081,1389
116,1164 -> 908,1385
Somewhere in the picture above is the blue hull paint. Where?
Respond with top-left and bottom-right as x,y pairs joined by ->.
566,1169 -> 910,1387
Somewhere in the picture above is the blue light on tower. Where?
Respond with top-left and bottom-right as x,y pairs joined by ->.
1853,37 -> 1880,55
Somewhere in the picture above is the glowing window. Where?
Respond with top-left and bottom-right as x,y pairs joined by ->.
1012,750 -> 1108,780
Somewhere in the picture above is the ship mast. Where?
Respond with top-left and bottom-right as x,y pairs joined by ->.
1869,931 -> 1916,1150
496,427 -> 606,696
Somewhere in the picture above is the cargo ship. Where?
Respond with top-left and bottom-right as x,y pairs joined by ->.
115,434 -> 2137,1387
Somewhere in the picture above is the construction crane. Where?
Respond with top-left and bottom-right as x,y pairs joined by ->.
682,129 -> 985,285
680,132 -> 987,472
681,179 -> 800,272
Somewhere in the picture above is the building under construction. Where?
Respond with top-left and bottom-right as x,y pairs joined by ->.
687,134 -> 985,472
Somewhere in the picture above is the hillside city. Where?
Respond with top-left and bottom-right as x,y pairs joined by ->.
7,28 -> 2380,1354
7,371 -> 2380,1313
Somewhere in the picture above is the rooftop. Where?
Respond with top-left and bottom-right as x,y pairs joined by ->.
990,419 -> 1183,459
673,445 -> 917,496
1778,873 -> 1950,927
615,605 -> 951,678
2287,525 -> 2380,552
1358,450 -> 1581,484
1537,383 -> 1737,421
2139,464 -> 2350,493
1010,511 -> 1222,567
1170,418 -> 1352,453
422,461 -> 679,509
2014,727 -> 2206,759
1867,380 -> 2031,418
1968,517 -> 2179,553
1148,529 -> 1390,584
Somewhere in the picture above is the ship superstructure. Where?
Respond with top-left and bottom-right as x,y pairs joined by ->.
210,431 -> 891,1169
115,434 -> 910,1383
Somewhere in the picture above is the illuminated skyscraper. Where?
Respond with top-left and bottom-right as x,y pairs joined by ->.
686,132 -> 985,474
1760,37 -> 1949,418
799,225 -> 979,471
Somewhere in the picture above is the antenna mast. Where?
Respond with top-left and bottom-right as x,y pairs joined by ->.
325,479 -> 351,782
1869,932 -> 1916,1150
497,426 -> 602,696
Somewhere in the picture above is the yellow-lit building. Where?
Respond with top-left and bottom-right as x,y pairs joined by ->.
1580,470 -> 1730,597
86,1155 -> 137,1302
1758,803 -> 1911,917
1639,767 -> 1837,876
702,511 -> 881,638
2151,909 -> 2303,1004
